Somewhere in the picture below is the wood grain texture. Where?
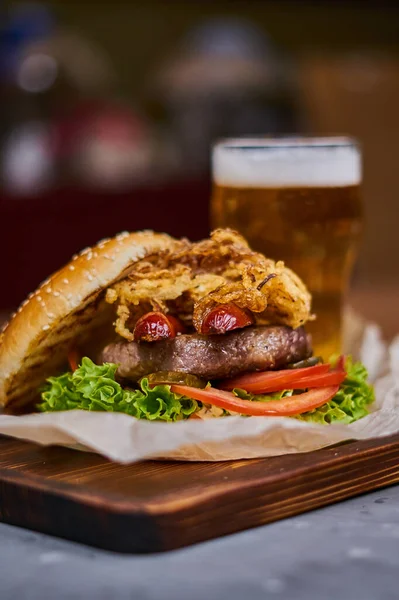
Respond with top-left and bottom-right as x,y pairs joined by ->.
0,434 -> 399,553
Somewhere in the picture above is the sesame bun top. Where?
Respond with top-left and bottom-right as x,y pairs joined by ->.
0,230 -> 179,408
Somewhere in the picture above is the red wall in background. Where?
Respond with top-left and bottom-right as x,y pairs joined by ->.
0,180 -> 210,310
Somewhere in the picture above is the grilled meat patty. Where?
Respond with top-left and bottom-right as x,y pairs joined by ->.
101,326 -> 312,381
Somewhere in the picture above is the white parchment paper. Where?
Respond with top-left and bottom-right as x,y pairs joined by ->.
0,308 -> 397,463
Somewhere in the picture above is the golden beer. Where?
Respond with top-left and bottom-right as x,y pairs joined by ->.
211,138 -> 362,359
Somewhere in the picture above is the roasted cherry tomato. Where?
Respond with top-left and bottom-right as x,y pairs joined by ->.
200,303 -> 254,335
133,312 -> 185,342
166,315 -> 186,335
170,384 -> 339,417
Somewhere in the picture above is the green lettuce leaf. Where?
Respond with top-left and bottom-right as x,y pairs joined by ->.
233,388 -> 294,402
38,356 -> 374,425
38,358 -> 198,422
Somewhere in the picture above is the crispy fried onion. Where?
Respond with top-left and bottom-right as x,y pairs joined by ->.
105,229 -> 312,340
106,265 -> 225,341
193,262 -> 312,331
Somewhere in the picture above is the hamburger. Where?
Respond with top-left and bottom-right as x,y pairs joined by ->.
0,229 -> 373,423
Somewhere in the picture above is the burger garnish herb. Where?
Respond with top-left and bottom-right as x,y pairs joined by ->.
0,229 -> 374,424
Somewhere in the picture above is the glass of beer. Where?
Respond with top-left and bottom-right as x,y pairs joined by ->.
211,137 -> 362,359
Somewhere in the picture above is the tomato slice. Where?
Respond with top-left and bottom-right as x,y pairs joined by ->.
68,349 -> 80,372
280,371 -> 346,390
335,355 -> 346,371
170,384 -> 339,417
220,363 -> 330,393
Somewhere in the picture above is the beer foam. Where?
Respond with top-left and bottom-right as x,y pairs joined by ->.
213,138 -> 361,187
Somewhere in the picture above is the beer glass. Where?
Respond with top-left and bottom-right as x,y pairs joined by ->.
211,137 -> 362,359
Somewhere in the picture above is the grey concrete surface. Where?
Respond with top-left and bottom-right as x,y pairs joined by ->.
1,487 -> 399,600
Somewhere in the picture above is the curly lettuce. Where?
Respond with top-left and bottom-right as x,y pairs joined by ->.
38,357 -> 374,424
38,358 -> 198,422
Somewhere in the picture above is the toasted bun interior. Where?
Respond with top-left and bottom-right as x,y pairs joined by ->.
0,231 -> 179,408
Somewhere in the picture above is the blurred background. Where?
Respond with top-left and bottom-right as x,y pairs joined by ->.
1,0 -> 399,333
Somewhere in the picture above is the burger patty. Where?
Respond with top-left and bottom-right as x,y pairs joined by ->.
101,326 -> 312,381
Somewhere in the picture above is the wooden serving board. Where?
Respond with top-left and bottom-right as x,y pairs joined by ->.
1,433 -> 399,553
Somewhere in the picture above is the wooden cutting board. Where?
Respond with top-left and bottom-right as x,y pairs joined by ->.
1,434 -> 399,553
